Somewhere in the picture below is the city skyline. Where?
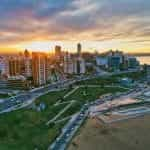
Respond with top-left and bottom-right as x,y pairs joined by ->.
0,1 -> 150,148
0,0 -> 150,54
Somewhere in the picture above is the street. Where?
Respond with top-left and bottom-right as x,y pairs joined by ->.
0,69 -> 139,114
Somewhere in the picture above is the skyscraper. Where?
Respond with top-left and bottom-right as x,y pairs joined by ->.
23,58 -> 32,77
77,43 -> 82,57
0,56 -> 9,77
32,52 -> 48,86
8,57 -> 21,76
64,52 -> 74,74
75,57 -> 86,74
63,52 -> 86,74
24,49 -> 30,58
55,46 -> 61,56
55,45 -> 62,61
21,49 -> 32,77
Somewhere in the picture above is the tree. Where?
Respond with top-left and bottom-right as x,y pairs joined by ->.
49,122 -> 55,128
59,96 -> 64,102
143,64 -> 147,74
0,128 -> 8,138
27,76 -> 33,81
68,84 -> 73,90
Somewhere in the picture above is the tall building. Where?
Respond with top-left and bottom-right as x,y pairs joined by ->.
97,50 -> 139,71
22,49 -> 32,77
64,52 -> 74,74
127,56 -> 139,69
75,57 -> 86,74
64,52 -> 86,74
8,57 -> 21,76
108,56 -> 121,70
24,49 -> 30,58
55,45 -> 62,61
23,58 -> 32,77
0,56 -> 9,77
32,52 -> 48,86
64,43 -> 85,75
108,50 -> 126,70
145,65 -> 150,81
96,57 -> 108,68
77,43 -> 82,57
45,56 -> 51,82
8,51 -> 32,78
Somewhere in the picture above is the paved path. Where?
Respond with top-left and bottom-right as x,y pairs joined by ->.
80,85 -> 130,90
64,86 -> 79,99
51,84 -> 129,124
54,115 -> 75,124
46,100 -> 75,125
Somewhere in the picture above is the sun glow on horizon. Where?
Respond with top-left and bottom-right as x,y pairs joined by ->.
0,39 -> 150,54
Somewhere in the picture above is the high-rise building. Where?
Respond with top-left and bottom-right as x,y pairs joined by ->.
64,52 -> 86,74
96,57 -> 108,68
24,49 -> 30,58
147,65 -> 150,80
0,56 -> 9,77
23,58 -> 32,77
107,50 -> 126,70
20,49 -> 32,77
77,43 -> 82,57
108,56 -> 121,70
75,57 -> 86,74
127,56 -> 139,69
8,55 -> 32,78
64,52 -> 74,74
45,56 -> 51,82
8,58 -> 21,76
32,52 -> 48,86
55,45 -> 62,60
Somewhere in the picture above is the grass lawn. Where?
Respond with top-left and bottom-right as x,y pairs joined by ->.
0,90 -> 68,150
0,86 -> 127,150
57,87 -> 127,120
65,87 -> 127,103
76,71 -> 145,86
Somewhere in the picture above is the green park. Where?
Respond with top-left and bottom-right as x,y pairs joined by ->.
0,72 -> 141,149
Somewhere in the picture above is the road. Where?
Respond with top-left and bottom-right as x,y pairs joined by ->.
49,84 -> 149,150
49,104 -> 89,150
0,69 -> 140,114
0,79 -> 75,114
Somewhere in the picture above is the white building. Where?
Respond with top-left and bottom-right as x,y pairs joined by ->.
64,53 -> 74,74
96,57 -> 108,67
24,57 -> 32,77
74,57 -> 86,74
0,56 -> 9,76
64,53 -> 86,74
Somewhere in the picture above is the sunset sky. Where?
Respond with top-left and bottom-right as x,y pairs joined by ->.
0,0 -> 150,54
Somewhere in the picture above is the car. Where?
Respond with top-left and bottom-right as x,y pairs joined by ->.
65,133 -> 70,137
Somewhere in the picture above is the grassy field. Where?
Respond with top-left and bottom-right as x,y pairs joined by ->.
69,115 -> 150,150
0,90 -> 68,150
57,86 -> 127,121
65,87 -> 126,102
76,71 -> 145,86
0,86 -> 127,150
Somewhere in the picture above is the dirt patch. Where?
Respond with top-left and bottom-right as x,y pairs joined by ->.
68,115 -> 150,150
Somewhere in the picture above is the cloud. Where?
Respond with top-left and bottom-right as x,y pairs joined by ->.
0,0 -> 149,49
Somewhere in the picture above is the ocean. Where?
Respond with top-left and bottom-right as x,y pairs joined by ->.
137,56 -> 150,65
